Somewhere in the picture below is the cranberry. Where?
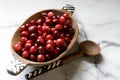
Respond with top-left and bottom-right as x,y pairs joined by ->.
37,46 -> 45,54
42,32 -> 48,38
63,13 -> 69,18
47,11 -> 55,18
20,37 -> 27,44
19,25 -> 27,32
55,24 -> 62,31
22,48 -> 27,52
50,28 -> 56,33
66,18 -> 72,27
21,31 -> 29,37
45,43 -> 54,52
51,49 -> 59,58
45,54 -> 51,61
26,40 -> 33,45
59,16 -> 66,24
45,18 -> 52,25
38,30 -> 42,36
24,42 -> 32,50
37,54 -> 45,62
30,55 -> 37,61
68,28 -> 74,35
22,51 -> 30,59
17,41 -> 23,46
29,33 -> 37,41
53,18 -> 59,24
30,19 -> 37,25
66,34 -> 72,39
60,32 -> 65,38
28,25 -> 37,33
45,34 -> 54,41
55,38 -> 65,47
38,25 -> 42,30
41,12 -> 47,17
46,40 -> 54,45
65,36 -> 71,44
36,36 -> 44,45
30,46 -> 37,54
37,18 -> 44,25
25,23 -> 31,28
41,25 -> 51,33
53,31 -> 60,39
13,43 -> 22,52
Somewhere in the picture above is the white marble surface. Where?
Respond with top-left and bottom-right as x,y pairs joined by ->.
0,0 -> 120,80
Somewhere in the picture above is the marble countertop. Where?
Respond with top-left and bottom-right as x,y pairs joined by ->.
0,0 -> 120,80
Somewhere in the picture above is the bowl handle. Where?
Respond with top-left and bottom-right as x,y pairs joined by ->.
7,59 -> 27,75
62,4 -> 75,15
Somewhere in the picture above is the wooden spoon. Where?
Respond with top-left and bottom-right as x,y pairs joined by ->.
25,40 -> 101,79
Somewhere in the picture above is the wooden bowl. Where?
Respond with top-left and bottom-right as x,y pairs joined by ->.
11,9 -> 78,67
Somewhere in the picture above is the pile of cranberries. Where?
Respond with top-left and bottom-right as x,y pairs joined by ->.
13,11 -> 74,62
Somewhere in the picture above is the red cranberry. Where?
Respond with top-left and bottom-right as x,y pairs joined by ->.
65,36 -> 71,44
25,23 -> 31,28
28,25 -> 37,33
21,31 -> 29,37
20,37 -> 27,44
53,18 -> 59,24
22,48 -> 27,52
26,40 -> 33,45
51,49 -> 59,58
37,54 -> 45,62
46,40 -> 54,45
45,43 -> 54,52
38,30 -> 42,36
45,18 -> 52,25
24,42 -> 32,50
41,12 -> 47,17
30,46 -> 37,54
37,46 -> 45,54
19,25 -> 27,32
59,16 -> 66,24
41,25 -> 51,33
55,38 -> 65,47
30,55 -> 37,61
68,28 -> 74,35
66,18 -> 72,27
38,25 -> 42,30
45,34 -> 54,41
29,33 -> 37,41
63,13 -> 69,18
30,19 -> 37,25
36,36 -> 45,45
17,41 -> 23,46
42,32 -> 48,38
22,51 -> 30,59
55,24 -> 62,31
66,34 -> 72,39
53,31 -> 60,39
37,18 -> 44,25
60,32 -> 65,38
14,43 -> 22,52
45,54 -> 51,61
47,11 -> 55,18
50,28 -> 56,33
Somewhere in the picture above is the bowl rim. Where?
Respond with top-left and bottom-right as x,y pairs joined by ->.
11,9 -> 79,66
